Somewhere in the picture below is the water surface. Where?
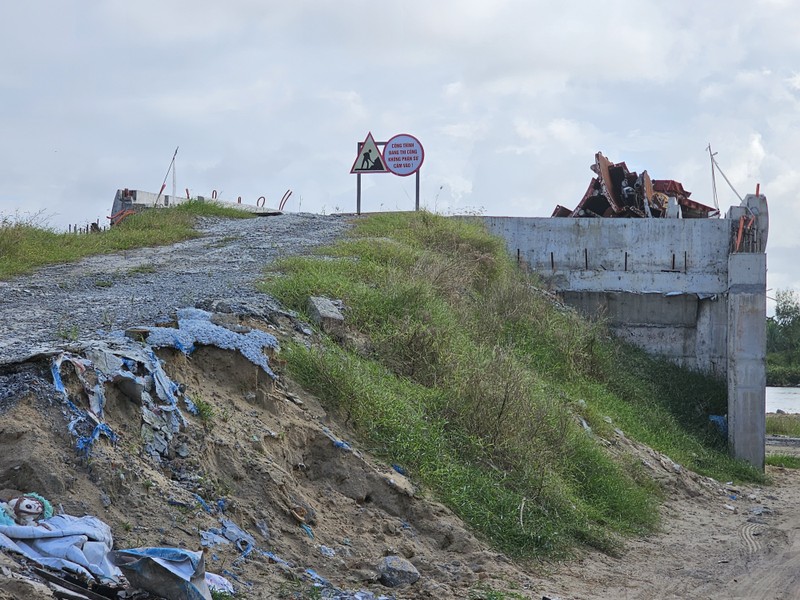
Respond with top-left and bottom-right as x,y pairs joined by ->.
766,387 -> 800,413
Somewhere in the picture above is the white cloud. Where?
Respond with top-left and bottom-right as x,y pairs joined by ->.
786,73 -> 800,91
0,0 -> 798,296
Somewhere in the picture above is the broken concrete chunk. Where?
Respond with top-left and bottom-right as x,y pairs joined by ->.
124,327 -> 151,342
307,296 -> 345,337
112,371 -> 147,402
378,555 -> 420,587
141,425 -> 169,457
210,312 -> 251,334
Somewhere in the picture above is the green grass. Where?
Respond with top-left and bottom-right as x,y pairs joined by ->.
128,264 -> 157,275
56,323 -> 80,342
766,413 -> 800,436
191,395 -> 215,429
469,584 -> 528,600
260,211 -> 763,559
0,200 -> 254,280
766,454 -> 800,469
171,198 -> 258,220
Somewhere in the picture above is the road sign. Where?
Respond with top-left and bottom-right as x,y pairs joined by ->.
383,134 -> 424,176
350,132 -> 389,174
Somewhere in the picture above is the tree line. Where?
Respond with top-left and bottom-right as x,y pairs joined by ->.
767,289 -> 800,386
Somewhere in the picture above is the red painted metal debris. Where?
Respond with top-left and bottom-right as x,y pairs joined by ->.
554,152 -> 718,219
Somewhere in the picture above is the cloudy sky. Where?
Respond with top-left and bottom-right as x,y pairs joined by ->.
1,0 -> 798,301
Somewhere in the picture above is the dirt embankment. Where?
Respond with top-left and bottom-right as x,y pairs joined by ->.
1,213 -> 799,600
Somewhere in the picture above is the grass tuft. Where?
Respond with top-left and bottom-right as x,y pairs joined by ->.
173,198 -> 258,220
191,396 -> 215,429
766,454 -> 800,469
468,584 -> 528,599
766,413 -> 800,436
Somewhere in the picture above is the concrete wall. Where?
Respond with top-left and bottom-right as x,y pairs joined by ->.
111,190 -> 278,219
128,190 -> 187,207
482,217 -> 731,377
111,190 -> 187,216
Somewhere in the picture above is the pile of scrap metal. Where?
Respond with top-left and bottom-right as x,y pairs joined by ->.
552,152 -> 718,219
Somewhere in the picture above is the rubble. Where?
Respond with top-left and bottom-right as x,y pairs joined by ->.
552,151 -> 718,219
307,296 -> 346,339
377,555 -> 420,588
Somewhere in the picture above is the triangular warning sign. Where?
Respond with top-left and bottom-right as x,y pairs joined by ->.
350,132 -> 388,174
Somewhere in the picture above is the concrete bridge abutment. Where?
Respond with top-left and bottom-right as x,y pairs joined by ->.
479,195 -> 768,470
727,253 -> 766,470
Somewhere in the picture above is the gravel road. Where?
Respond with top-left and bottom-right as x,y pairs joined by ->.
0,213 -> 353,365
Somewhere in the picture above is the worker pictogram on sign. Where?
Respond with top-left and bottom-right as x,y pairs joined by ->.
350,132 -> 389,174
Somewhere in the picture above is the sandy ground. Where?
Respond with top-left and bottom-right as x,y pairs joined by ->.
541,439 -> 800,600
3,330 -> 799,599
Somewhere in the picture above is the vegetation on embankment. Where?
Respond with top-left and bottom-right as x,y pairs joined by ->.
767,363 -> 800,387
766,413 -> 800,437
0,200 -> 254,280
765,454 -> 800,469
260,211 -> 763,559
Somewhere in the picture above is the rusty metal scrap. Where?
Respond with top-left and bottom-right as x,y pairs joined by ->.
553,152 -> 718,219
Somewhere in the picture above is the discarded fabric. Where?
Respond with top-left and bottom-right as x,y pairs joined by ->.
52,353 -> 106,418
200,530 -> 229,548
0,514 -> 120,582
219,518 -> 256,554
300,523 -> 314,539
709,415 -> 728,437
48,315 -> 278,460
260,550 -> 291,567
305,568 -> 330,587
76,423 -> 118,456
49,338 -> 191,457
205,571 -> 235,595
110,547 -> 212,600
200,518 -> 256,567
321,426 -> 354,453
195,495 -> 213,514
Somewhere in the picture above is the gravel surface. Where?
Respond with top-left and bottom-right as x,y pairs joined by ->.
0,213 -> 353,365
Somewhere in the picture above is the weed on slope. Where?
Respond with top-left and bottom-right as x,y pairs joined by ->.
261,211 -> 762,558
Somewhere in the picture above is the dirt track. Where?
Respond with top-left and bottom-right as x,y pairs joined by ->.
545,440 -> 800,600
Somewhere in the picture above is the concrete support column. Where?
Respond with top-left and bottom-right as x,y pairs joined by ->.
727,253 -> 767,470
